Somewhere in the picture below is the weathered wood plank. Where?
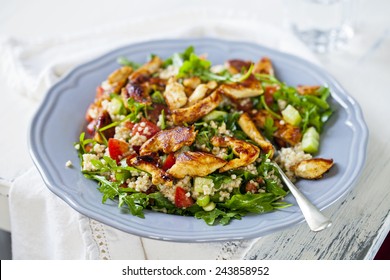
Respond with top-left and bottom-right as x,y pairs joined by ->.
244,138 -> 390,260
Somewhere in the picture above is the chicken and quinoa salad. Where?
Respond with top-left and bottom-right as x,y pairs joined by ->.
75,46 -> 334,225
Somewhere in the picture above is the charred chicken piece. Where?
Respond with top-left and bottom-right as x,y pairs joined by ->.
292,158 -> 334,179
187,84 -> 209,106
130,155 -> 173,186
140,126 -> 198,155
253,57 -> 275,76
107,66 -> 133,93
163,77 -> 188,110
219,74 -> 263,99
238,113 -> 275,157
225,59 -> 252,74
171,90 -> 222,125
121,56 -> 164,105
93,110 -> 115,143
167,151 -> 227,179
252,110 -> 302,147
210,136 -> 260,172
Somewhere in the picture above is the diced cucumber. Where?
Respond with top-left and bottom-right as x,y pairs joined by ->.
281,104 -> 302,126
302,127 -> 320,154
202,110 -> 227,122
151,91 -> 165,104
304,126 -> 320,141
109,97 -> 125,115
193,177 -> 214,193
202,201 -> 216,212
196,195 -> 210,207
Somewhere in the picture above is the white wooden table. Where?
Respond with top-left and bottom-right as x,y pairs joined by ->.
0,0 -> 389,260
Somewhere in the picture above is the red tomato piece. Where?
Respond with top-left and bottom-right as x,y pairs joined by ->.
131,118 -> 160,139
147,103 -> 168,123
162,153 -> 176,171
86,120 -> 96,135
132,145 -> 141,155
174,187 -> 194,208
95,86 -> 105,100
123,121 -> 135,130
264,85 -> 278,106
108,138 -> 130,163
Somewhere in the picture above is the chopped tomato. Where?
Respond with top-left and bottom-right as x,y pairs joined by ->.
174,187 -> 194,208
95,86 -> 105,100
86,120 -> 96,135
108,138 -> 130,163
264,85 -> 278,106
147,103 -> 168,123
123,121 -> 135,130
132,118 -> 160,139
85,103 -> 99,122
162,153 -> 176,171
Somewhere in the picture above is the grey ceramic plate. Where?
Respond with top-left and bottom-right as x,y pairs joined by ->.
29,38 -> 368,242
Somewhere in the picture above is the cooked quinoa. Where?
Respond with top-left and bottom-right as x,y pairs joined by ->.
276,144 -> 312,181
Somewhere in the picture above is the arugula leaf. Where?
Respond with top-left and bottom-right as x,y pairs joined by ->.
229,169 -> 257,181
76,132 -> 97,157
86,173 -> 149,218
117,56 -> 141,69
206,173 -> 232,190
225,112 -> 241,132
260,95 -> 282,119
121,193 -> 149,218
127,98 -> 148,122
151,91 -> 165,104
194,122 -> 218,150
195,208 -> 242,226
265,178 -> 287,196
178,53 -> 212,79
148,192 -> 176,212
223,193 -> 278,213
257,74 -> 333,133
163,46 -> 195,68
263,117 -> 277,141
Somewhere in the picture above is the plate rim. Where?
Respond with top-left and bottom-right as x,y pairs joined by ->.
29,37 -> 369,242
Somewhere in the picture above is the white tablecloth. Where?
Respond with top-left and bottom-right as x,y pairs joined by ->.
2,10 -> 317,259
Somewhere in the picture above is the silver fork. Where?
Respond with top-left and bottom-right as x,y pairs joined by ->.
271,162 -> 332,232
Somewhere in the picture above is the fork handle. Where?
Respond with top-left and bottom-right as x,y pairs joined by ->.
274,163 -> 332,232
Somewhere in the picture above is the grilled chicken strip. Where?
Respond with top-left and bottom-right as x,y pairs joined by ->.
121,56 -> 163,105
252,110 -> 302,147
171,90 -> 222,125
211,136 -> 260,172
225,59 -> 252,74
253,57 -> 274,76
219,74 -> 263,99
130,156 -> 173,186
137,56 -> 163,75
292,158 -> 334,179
188,84 -> 209,106
238,113 -> 275,157
140,126 -> 198,155
167,151 -> 227,179
163,77 -> 188,110
182,77 -> 201,89
107,66 -> 133,93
